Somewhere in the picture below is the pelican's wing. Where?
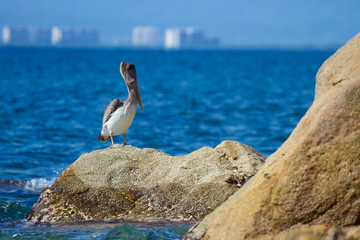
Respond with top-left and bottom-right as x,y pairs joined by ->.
102,98 -> 124,125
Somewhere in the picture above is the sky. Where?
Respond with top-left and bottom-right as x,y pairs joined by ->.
0,0 -> 359,48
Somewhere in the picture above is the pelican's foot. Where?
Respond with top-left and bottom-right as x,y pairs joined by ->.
110,144 -> 123,149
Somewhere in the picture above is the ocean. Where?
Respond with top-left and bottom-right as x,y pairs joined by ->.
0,47 -> 333,239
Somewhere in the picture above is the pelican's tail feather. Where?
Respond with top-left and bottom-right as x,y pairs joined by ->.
98,133 -> 110,142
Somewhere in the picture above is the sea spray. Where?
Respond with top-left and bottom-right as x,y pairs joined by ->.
24,178 -> 56,191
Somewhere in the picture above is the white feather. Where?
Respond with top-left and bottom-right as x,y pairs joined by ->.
101,102 -> 137,137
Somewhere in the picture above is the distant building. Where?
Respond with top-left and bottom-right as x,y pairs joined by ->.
2,26 -> 51,45
51,27 -> 99,46
1,25 -> 99,46
132,26 -> 159,47
33,27 -> 52,45
165,27 -> 219,49
165,28 -> 181,49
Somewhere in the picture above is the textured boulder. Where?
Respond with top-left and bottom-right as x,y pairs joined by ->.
26,141 -> 265,223
183,33 -> 360,239
315,33 -> 360,99
255,225 -> 360,240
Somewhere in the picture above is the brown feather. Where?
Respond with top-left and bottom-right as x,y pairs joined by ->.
102,98 -> 124,125
98,133 -> 110,142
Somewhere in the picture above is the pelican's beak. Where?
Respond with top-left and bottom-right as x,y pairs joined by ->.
135,81 -> 143,111
120,62 -> 143,111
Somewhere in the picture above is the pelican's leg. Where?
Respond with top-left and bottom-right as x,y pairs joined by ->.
123,133 -> 127,145
110,133 -> 114,145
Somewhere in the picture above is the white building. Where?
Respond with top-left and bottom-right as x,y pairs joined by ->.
165,28 -> 181,49
2,26 -> 99,46
2,26 -> 10,44
132,26 -> 159,47
2,26 -> 51,45
51,27 -> 99,46
165,27 -> 219,49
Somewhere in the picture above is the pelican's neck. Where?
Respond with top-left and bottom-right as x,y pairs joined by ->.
127,87 -> 138,104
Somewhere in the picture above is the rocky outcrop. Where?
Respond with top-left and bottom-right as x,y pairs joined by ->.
255,225 -> 360,240
183,33 -> 360,240
26,141 -> 265,223
315,33 -> 360,99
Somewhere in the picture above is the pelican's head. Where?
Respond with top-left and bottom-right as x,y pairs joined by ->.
120,62 -> 143,111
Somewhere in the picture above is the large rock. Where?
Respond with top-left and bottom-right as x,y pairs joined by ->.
255,225 -> 360,240
315,33 -> 360,99
26,141 -> 265,223
183,33 -> 360,239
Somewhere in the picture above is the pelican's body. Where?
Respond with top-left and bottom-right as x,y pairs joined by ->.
98,62 -> 143,145
100,99 -> 137,143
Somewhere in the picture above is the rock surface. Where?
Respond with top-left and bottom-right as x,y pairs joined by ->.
255,225 -> 360,240
315,33 -> 360,99
26,141 -> 265,223
182,33 -> 360,240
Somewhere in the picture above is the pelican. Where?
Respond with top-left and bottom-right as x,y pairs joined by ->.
98,62 -> 143,145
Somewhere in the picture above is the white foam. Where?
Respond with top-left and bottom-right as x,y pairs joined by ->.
24,178 -> 56,191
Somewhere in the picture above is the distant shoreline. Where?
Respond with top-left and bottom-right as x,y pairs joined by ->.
0,45 -> 339,51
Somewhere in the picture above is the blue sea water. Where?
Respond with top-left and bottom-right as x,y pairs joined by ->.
0,47 -> 333,239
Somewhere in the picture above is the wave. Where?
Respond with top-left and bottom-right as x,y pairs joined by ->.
24,178 -> 56,191
0,178 -> 55,191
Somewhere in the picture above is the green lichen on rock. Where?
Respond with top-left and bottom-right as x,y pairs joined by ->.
344,81 -> 360,113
